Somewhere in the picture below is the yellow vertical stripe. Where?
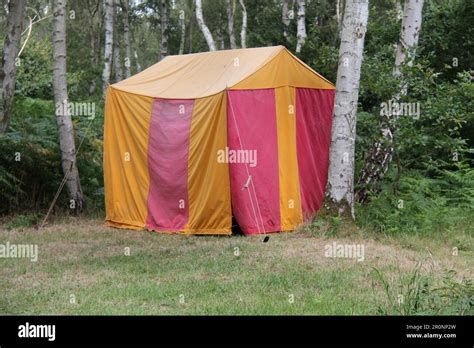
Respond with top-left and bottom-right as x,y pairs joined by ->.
275,87 -> 303,230
104,87 -> 153,229
187,92 -> 232,234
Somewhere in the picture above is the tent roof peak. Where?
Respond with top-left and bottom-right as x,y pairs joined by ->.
110,46 -> 333,99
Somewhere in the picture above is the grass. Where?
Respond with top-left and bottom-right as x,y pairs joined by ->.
0,215 -> 472,315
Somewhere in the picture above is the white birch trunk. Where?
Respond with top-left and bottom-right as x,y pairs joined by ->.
216,29 -> 225,50
282,0 -> 291,44
122,0 -> 131,78
327,0 -> 369,217
0,0 -> 26,134
102,0 -> 114,95
178,0 -> 186,55
295,0 -> 307,53
134,47 -> 141,72
52,0 -> 84,211
225,0 -> 237,49
239,0 -> 247,48
336,0 -> 342,27
159,0 -> 168,60
394,0 -> 424,83
355,0 -> 424,203
195,0 -> 216,51
112,3 -> 123,82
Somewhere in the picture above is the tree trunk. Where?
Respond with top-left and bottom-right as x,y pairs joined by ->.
239,0 -> 247,48
394,0 -> 424,81
52,0 -> 84,211
112,3 -> 123,82
122,0 -> 131,78
189,10 -> 194,53
336,0 -> 342,26
282,0 -> 291,44
326,0 -> 369,218
355,0 -> 423,203
225,0 -> 237,49
178,0 -> 186,55
336,0 -> 345,31
216,29 -> 225,50
159,0 -> 168,60
0,0 -> 26,134
195,0 -> 216,51
134,47 -> 141,72
295,0 -> 307,53
102,0 -> 114,95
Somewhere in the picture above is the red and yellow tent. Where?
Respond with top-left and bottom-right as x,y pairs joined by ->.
104,46 -> 335,235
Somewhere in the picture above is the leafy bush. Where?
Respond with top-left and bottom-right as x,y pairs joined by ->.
0,97 -> 104,215
357,165 -> 474,236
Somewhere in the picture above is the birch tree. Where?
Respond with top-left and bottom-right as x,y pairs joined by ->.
356,0 -> 424,203
52,0 -> 84,211
282,0 -> 292,44
195,0 -> 216,51
239,0 -> 247,48
225,0 -> 237,49
0,0 -> 26,134
134,47 -> 141,72
159,0 -> 168,60
122,0 -> 131,78
102,0 -> 114,95
336,0 -> 342,27
394,0 -> 424,87
113,2 -> 123,82
178,0 -> 186,54
326,0 -> 369,217
295,0 -> 307,53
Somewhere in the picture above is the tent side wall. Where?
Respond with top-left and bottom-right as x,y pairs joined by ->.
104,87 -> 232,234
104,88 -> 153,229
226,87 -> 334,235
226,49 -> 335,235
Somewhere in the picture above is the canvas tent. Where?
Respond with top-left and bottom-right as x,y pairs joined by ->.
104,45 -> 335,235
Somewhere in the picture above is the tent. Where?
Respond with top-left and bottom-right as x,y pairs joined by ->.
104,46 -> 335,235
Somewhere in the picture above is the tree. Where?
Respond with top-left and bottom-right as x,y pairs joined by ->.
336,0 -> 344,32
326,0 -> 369,217
122,0 -> 131,78
52,0 -> 84,211
195,0 -> 216,51
282,0 -> 292,44
394,0 -> 424,89
159,0 -> 168,60
102,0 -> 114,95
178,0 -> 186,54
225,0 -> 237,49
295,0 -> 307,53
355,0 -> 424,203
239,0 -> 247,48
113,2 -> 123,82
0,0 -> 26,134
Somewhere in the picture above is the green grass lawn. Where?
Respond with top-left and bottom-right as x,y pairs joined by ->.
0,216 -> 472,315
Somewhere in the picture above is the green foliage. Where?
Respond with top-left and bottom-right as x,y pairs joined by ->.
419,0 -> 474,81
371,262 -> 473,315
357,166 -> 474,236
15,38 -> 54,99
0,97 -> 104,215
5,213 -> 42,230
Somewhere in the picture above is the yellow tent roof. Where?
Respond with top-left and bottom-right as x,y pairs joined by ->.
111,46 -> 334,99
